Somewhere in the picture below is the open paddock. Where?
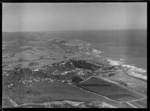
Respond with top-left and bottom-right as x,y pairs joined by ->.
77,77 -> 143,101
26,81 -> 127,108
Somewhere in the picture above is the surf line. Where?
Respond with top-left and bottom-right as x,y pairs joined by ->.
123,70 -> 147,82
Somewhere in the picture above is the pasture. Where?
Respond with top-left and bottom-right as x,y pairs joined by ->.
77,77 -> 143,101
27,81 -> 125,107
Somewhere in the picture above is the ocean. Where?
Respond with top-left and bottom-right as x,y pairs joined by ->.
47,29 -> 147,70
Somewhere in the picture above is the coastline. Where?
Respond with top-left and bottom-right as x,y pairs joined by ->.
105,58 -> 147,81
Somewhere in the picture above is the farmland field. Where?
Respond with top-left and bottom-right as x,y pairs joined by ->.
27,81 -> 122,107
76,77 -> 143,101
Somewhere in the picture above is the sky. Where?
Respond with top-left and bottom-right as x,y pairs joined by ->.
3,3 -> 147,32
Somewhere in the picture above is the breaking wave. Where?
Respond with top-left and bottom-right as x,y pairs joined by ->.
86,44 -> 147,80
106,58 -> 147,80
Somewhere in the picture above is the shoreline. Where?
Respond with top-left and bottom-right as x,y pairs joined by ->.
105,58 -> 147,81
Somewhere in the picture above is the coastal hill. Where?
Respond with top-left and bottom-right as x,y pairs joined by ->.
2,32 -> 147,108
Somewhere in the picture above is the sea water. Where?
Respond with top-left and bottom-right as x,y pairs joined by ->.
48,29 -> 147,74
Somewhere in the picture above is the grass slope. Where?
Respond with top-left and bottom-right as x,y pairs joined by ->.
77,77 -> 143,101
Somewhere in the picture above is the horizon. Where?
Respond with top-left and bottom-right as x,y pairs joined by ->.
2,28 -> 147,33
